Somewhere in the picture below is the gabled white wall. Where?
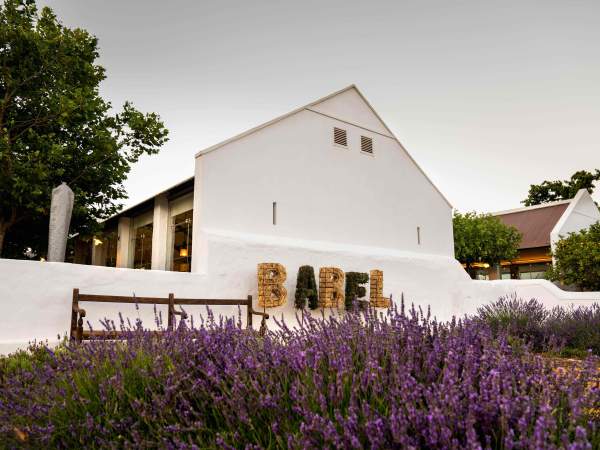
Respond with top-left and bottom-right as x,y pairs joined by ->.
192,89 -> 454,271
551,189 -> 600,252
308,88 -> 391,136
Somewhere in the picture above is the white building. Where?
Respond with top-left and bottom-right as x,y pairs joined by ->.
91,85 -> 454,273
480,189 -> 600,280
3,86 -> 600,353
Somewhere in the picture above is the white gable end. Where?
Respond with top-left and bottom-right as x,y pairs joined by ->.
307,87 -> 392,137
571,191 -> 600,220
551,189 -> 600,252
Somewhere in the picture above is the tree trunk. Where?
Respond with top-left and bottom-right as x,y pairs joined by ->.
465,262 -> 477,279
0,209 -> 19,258
0,226 -> 5,258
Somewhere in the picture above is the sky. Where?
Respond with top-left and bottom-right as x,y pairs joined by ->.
39,0 -> 600,213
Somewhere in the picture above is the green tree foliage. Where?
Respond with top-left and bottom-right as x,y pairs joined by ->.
0,0 -> 168,257
547,222 -> 600,291
345,272 -> 368,310
453,212 -> 522,278
522,170 -> 600,206
294,265 -> 318,309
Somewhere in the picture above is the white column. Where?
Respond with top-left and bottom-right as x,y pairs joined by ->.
191,156 -> 204,273
151,193 -> 169,270
116,217 -> 132,268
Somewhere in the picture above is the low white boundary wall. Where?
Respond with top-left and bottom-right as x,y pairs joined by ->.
1,232 -> 598,354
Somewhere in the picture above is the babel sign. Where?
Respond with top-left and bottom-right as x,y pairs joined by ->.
257,263 -> 390,309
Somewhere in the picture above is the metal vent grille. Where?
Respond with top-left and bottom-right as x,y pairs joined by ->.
361,136 -> 373,154
333,127 -> 347,147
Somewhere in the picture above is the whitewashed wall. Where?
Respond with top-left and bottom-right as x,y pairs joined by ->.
192,88 -> 454,275
1,233 -> 598,354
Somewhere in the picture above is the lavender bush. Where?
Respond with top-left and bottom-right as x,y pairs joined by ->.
1,304 -> 598,449
477,296 -> 600,356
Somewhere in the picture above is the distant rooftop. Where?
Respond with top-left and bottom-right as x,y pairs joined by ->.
492,201 -> 571,249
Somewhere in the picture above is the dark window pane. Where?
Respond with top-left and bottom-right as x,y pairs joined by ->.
133,223 -> 153,270
171,210 -> 192,272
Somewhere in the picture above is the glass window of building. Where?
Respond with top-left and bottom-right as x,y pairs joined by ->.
104,230 -> 118,267
133,223 -> 153,269
502,263 -> 550,280
474,268 -> 489,280
171,210 -> 193,272
500,266 -> 512,280
519,263 -> 550,280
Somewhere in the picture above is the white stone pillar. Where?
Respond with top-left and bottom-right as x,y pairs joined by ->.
116,217 -> 132,268
151,193 -> 169,270
47,183 -> 74,262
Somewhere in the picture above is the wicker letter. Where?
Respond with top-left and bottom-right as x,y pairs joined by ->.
369,270 -> 391,308
258,263 -> 287,308
318,267 -> 345,308
345,272 -> 369,310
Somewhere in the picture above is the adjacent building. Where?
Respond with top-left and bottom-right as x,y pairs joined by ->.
88,85 -> 455,273
482,189 -> 600,280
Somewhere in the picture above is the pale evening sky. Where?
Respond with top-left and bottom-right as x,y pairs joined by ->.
40,0 -> 600,213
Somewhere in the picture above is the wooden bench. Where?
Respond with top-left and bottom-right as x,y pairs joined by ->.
69,288 -> 269,342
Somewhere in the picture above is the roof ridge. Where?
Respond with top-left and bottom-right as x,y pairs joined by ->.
491,199 -> 572,216
194,85 -> 357,158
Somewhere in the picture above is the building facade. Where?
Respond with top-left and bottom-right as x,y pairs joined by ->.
89,85 -> 454,273
481,189 -> 600,280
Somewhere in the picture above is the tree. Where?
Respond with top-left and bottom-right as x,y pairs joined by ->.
546,222 -> 600,291
0,0 -> 168,257
522,170 -> 600,206
453,212 -> 522,278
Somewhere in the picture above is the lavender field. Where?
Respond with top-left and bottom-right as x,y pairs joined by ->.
1,304 -> 599,449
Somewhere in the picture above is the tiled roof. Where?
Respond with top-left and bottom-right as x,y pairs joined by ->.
494,203 -> 569,249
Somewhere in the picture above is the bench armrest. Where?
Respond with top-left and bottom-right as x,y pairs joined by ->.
249,307 -> 270,319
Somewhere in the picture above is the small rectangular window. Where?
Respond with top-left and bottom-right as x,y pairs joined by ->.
273,201 -> 277,225
333,127 -> 347,147
361,136 -> 373,154
417,226 -> 421,245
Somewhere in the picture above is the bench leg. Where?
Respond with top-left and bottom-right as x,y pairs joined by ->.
247,295 -> 253,329
70,288 -> 79,342
167,293 -> 175,331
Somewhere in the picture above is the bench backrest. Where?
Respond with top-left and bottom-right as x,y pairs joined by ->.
70,288 -> 267,342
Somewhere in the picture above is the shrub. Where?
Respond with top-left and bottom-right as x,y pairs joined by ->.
476,296 -> 600,356
545,303 -> 600,357
476,295 -> 548,351
294,265 -> 318,309
344,271 -> 368,310
547,222 -> 600,291
1,307 -> 598,448
0,341 -> 56,383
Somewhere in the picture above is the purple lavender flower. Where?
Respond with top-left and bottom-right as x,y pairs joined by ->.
0,303 -> 598,448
